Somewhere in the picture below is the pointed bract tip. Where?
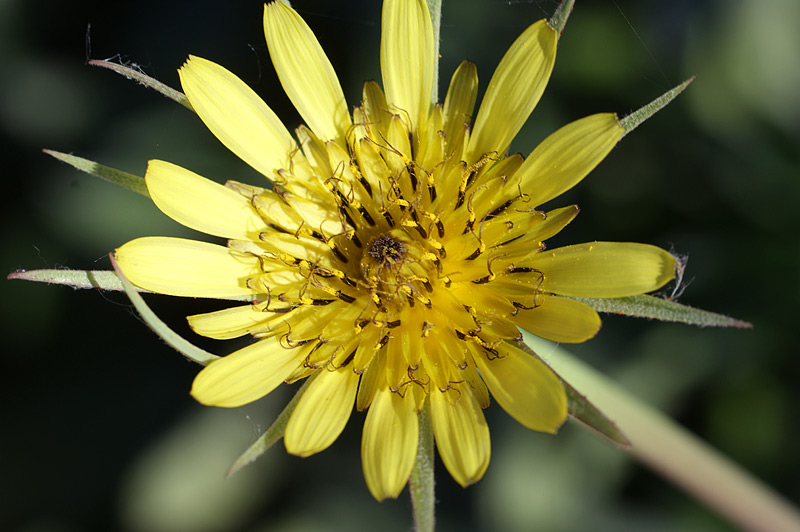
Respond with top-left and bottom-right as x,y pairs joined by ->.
620,77 -> 696,138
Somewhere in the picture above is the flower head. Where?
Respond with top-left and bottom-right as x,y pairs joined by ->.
116,0 -> 675,499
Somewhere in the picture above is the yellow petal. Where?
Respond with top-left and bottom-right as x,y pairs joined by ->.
284,367 -> 359,457
529,205 -> 580,242
517,113 -> 623,206
430,388 -> 490,487
191,336 -> 303,407
355,346 -> 386,411
472,342 -> 567,433
443,60 -> 478,149
514,296 -> 601,343
362,80 -> 389,139
527,242 -> 677,298
467,20 -> 557,161
461,360 -> 490,409
361,389 -> 418,500
179,55 -> 296,179
187,305 -> 279,340
145,160 -> 264,240
381,0 -> 434,131
263,2 -> 350,144
115,237 -> 258,298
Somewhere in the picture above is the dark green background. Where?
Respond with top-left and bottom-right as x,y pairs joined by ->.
3,0 -> 798,530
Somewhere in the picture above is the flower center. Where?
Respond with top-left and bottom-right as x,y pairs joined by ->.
367,233 -> 407,266
357,228 -> 438,311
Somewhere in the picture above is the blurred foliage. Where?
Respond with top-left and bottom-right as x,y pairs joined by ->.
2,0 -> 798,531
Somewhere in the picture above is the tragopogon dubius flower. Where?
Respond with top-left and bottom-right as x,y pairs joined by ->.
116,0 -> 676,500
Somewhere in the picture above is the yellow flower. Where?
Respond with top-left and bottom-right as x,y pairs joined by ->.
115,0 -> 675,500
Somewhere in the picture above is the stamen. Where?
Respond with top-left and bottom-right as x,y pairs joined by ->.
337,291 -> 357,303
359,175 -> 373,197
358,206 -> 376,226
331,245 -> 348,263
486,198 -> 514,219
408,164 -> 418,191
435,220 -> 445,238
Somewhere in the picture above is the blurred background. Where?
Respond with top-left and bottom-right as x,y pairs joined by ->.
2,0 -> 798,530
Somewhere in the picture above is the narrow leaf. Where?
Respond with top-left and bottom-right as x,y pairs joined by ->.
44,149 -> 149,197
620,78 -> 694,138
575,294 -> 752,329
8,268 -> 145,292
88,59 -> 193,111
226,374 -> 316,477
109,254 -> 219,366
512,339 -> 630,447
9,268 -> 254,302
549,0 -> 576,40
533,333 -> 800,532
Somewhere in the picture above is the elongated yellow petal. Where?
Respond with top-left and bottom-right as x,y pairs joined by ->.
145,160 -> 264,240
467,20 -> 557,161
191,336 -> 302,407
530,205 -> 580,242
430,388 -> 491,487
187,305 -> 276,340
443,60 -> 478,149
472,342 -> 567,433
528,242 -> 677,298
263,2 -> 351,144
514,296 -> 601,343
381,0 -> 434,131
115,237 -> 258,298
179,55 -> 296,179
284,367 -> 359,457
361,389 -> 418,500
517,113 -> 623,206
355,347 -> 386,411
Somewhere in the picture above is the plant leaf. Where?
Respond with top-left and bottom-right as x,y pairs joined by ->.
576,294 -> 752,329
7,268 -> 143,292
44,149 -> 149,197
528,333 -> 800,532
7,268 -> 253,302
88,59 -> 193,111
620,78 -> 694,138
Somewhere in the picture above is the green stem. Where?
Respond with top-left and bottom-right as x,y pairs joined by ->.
409,399 -> 435,532
525,335 -> 800,532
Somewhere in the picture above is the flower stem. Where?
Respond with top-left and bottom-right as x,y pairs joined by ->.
525,335 -> 800,532
410,399 -> 435,532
